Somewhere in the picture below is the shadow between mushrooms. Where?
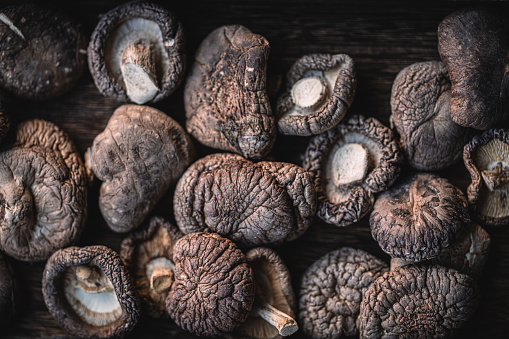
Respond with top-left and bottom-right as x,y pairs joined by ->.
0,253 -> 15,329
0,94 -> 9,145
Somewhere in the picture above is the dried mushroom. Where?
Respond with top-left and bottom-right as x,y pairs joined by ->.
234,247 -> 297,338
370,173 -> 469,263
358,265 -> 480,338
391,61 -> 473,170
120,216 -> 182,318
174,153 -> 316,247
166,232 -> 255,337
303,115 -> 402,227
184,25 -> 275,159
464,128 -> 509,226
42,245 -> 139,338
0,4 -> 86,100
299,247 -> 388,339
87,104 -> 193,233
88,1 -> 185,104
0,119 -> 87,261
438,8 -> 509,130
0,253 -> 15,328
276,54 -> 356,136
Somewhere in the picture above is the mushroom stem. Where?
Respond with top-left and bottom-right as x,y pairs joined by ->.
291,76 -> 328,109
121,41 -> 159,104
251,300 -> 298,336
481,162 -> 509,191
332,143 -> 370,186
146,257 -> 175,294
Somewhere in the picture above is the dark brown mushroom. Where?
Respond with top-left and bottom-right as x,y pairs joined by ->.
120,216 -> 182,318
166,232 -> 255,337
358,265 -> 480,338
174,153 -> 316,247
0,4 -> 87,100
390,61 -> 473,170
438,8 -> 509,130
0,253 -> 15,329
303,115 -> 402,227
184,25 -> 275,159
42,245 -> 139,338
87,104 -> 194,233
370,173 -> 469,263
299,247 -> 388,339
88,1 -> 185,104
464,128 -> 509,226
0,119 -> 87,261
276,54 -> 356,136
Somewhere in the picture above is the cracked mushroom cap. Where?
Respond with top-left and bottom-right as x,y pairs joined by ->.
0,253 -> 15,329
174,153 -> 316,247
464,128 -> 509,226
303,115 -> 402,227
358,265 -> 480,339
120,216 -> 182,318
0,4 -> 87,100
438,8 -> 509,130
276,53 -> 356,136
0,119 -> 87,261
299,247 -> 388,339
391,61 -> 473,170
166,232 -> 255,337
87,104 -> 194,233
184,25 -> 275,159
42,245 -> 140,338
370,173 -> 470,262
88,1 -> 185,104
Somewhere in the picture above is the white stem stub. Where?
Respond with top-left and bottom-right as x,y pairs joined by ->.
146,257 -> 175,294
482,161 -> 509,192
332,143 -> 370,186
252,301 -> 298,336
291,76 -> 327,109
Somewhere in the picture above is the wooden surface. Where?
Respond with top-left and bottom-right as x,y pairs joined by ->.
1,0 -> 509,338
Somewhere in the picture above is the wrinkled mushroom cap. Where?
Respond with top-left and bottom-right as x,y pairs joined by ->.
276,53 -> 356,136
87,104 -> 193,233
42,245 -> 139,338
299,247 -> 388,338
0,253 -> 15,328
303,115 -> 402,227
358,265 -> 480,338
371,173 -> 469,262
184,25 -> 275,159
88,1 -> 185,103
390,61 -> 473,170
174,153 -> 316,247
0,4 -> 87,100
166,232 -> 255,337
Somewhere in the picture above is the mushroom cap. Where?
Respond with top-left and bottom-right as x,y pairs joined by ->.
87,104 -> 194,233
303,115 -> 402,227
166,232 -> 255,337
184,24 -> 275,159
120,216 -> 182,318
0,119 -> 87,261
42,245 -> 140,338
370,173 -> 470,262
276,53 -> 357,136
0,253 -> 15,329
299,247 -> 388,339
390,61 -> 473,170
438,8 -> 509,130
173,153 -> 316,247
0,4 -> 87,100
88,1 -> 185,103
358,265 -> 480,338
464,128 -> 509,226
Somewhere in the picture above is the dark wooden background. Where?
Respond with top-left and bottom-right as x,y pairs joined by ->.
1,0 -> 508,338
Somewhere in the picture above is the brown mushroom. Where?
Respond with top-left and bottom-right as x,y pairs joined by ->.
390,61 -> 473,170
173,153 -> 316,247
303,115 -> 402,227
88,1 -> 185,104
184,25 -> 275,159
0,252 -> 15,329
42,245 -> 139,338
276,54 -> 356,136
464,128 -> 509,226
299,247 -> 388,338
166,232 -> 255,337
120,216 -> 182,318
438,8 -> 509,130
0,4 -> 87,100
87,104 -> 194,233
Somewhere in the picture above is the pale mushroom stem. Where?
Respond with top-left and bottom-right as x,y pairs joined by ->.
252,300 -> 299,336
481,162 -> 509,191
121,41 -> 159,104
291,76 -> 327,110
146,258 -> 175,294
332,143 -> 370,186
